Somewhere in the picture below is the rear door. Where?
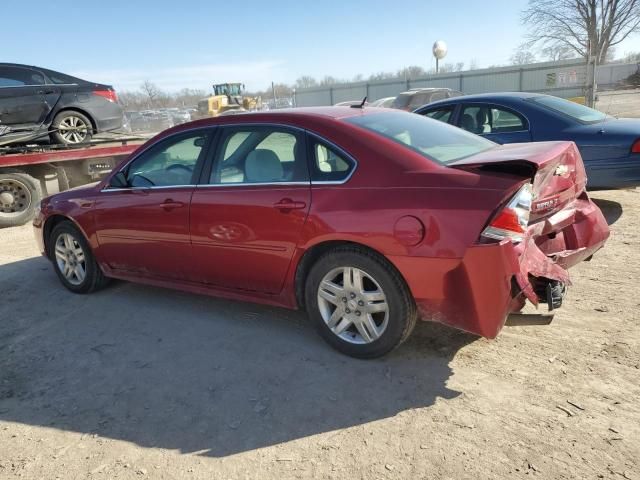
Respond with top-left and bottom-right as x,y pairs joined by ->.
457,103 -> 532,144
0,66 -> 51,128
189,125 -> 311,293
93,128 -> 213,280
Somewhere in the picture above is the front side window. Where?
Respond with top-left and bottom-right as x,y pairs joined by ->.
125,131 -> 209,187
531,95 -> 607,123
310,138 -> 355,182
345,111 -> 495,164
210,127 -> 307,184
459,105 -> 527,134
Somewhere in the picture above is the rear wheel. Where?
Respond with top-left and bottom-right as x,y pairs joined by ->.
51,111 -> 93,145
0,171 -> 42,228
305,246 -> 417,358
49,221 -> 108,293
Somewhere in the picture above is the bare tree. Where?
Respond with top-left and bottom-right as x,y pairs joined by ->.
140,80 -> 165,107
397,65 -> 427,79
510,48 -> 537,65
523,0 -> 640,64
541,44 -> 577,61
294,76 -> 318,89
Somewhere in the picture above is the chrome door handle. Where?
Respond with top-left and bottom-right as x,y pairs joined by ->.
274,199 -> 306,211
160,199 -> 185,210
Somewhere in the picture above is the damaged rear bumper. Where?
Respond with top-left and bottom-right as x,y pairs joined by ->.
391,195 -> 610,339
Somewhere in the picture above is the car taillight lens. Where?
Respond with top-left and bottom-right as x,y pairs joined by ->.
632,138 -> 640,153
481,183 -> 533,243
94,89 -> 117,103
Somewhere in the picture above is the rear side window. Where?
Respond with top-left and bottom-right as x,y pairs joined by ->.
345,111 -> 495,164
309,137 -> 355,182
210,127 -> 308,184
459,105 -> 527,134
422,106 -> 455,123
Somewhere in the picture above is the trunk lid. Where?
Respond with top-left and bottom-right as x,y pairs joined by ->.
449,141 -> 587,221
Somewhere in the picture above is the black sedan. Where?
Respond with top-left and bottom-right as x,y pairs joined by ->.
0,63 -> 124,146
415,92 -> 640,189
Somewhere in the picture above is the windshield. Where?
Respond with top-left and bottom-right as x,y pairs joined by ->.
345,111 -> 496,164
531,96 -> 607,123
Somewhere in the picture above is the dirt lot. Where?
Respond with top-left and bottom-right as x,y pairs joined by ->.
0,189 -> 638,480
597,89 -> 640,118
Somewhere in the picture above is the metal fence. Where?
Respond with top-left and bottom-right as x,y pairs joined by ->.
294,59 -> 640,107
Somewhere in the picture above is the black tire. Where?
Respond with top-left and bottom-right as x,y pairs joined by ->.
49,221 -> 109,293
305,246 -> 417,359
0,171 -> 42,228
50,110 -> 93,145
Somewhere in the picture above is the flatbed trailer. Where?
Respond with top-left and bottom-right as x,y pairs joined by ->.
0,136 -> 146,227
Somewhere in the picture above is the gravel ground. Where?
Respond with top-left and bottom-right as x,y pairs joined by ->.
0,188 -> 638,480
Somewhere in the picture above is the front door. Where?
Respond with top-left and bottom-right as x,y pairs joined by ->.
189,125 -> 311,294
93,128 -> 213,280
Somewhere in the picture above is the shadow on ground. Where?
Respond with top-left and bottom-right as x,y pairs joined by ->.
592,197 -> 623,225
0,256 -> 475,457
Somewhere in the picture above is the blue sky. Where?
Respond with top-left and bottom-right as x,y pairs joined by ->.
5,0 -> 640,92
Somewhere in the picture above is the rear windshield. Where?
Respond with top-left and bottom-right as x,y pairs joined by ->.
531,96 -> 607,123
392,94 -> 411,109
345,111 -> 495,164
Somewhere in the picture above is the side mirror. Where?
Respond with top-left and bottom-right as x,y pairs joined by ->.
109,171 -> 128,188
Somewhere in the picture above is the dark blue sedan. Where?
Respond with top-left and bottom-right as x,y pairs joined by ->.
414,92 -> 640,189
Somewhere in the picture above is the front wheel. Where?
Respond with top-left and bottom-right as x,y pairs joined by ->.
305,246 -> 417,358
49,222 -> 108,293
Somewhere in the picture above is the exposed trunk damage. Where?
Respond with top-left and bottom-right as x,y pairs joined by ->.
450,141 -> 609,315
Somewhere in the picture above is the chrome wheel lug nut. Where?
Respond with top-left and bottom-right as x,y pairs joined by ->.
355,311 -> 361,316
345,308 -> 351,314
342,297 -> 347,302
358,300 -> 364,306
350,293 -> 356,299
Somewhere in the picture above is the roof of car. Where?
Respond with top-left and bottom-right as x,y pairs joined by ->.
415,91 -> 546,111
200,106 -> 388,123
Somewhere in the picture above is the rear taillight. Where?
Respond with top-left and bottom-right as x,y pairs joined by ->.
632,138 -> 640,153
93,89 -> 117,103
481,183 -> 533,243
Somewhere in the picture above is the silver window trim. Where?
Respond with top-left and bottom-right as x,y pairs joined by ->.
103,185 -> 198,192
196,181 -> 310,189
102,122 -> 359,191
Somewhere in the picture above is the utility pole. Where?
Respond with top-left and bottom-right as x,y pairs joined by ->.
585,40 -> 597,107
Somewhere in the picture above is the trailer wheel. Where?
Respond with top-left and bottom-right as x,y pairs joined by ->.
51,111 -> 93,145
0,171 -> 43,228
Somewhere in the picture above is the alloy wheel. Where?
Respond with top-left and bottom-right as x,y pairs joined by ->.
54,233 -> 87,285
317,266 -> 389,344
58,115 -> 89,144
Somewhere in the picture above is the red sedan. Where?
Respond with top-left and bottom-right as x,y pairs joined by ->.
33,107 -> 610,358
